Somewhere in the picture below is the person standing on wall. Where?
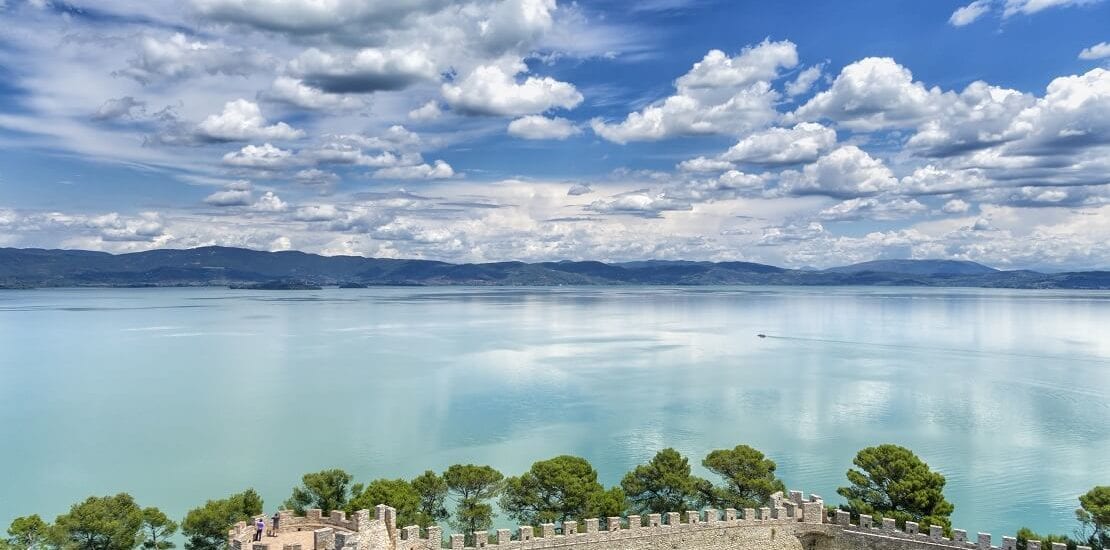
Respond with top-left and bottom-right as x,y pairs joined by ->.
270,512 -> 280,537
254,517 -> 265,541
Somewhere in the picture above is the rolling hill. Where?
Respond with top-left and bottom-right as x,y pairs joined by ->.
823,259 -> 999,276
0,246 -> 1106,289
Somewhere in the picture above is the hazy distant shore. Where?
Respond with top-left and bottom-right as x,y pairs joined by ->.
2,246 -> 1108,289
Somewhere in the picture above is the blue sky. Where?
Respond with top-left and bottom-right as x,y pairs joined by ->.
0,0 -> 1108,270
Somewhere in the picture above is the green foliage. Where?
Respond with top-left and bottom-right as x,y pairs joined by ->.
348,479 -> 432,528
621,448 -> 708,514
1080,487 -> 1110,526
284,469 -> 353,514
454,502 -> 492,543
701,445 -> 786,510
411,471 -> 449,524
443,465 -> 503,544
443,465 -> 504,503
7,446 -> 1101,550
7,515 -> 49,550
1077,486 -> 1110,550
52,493 -> 144,550
586,487 -> 627,520
836,444 -> 954,532
181,489 -> 263,550
1016,527 -> 1075,550
139,508 -> 177,550
500,455 -> 620,525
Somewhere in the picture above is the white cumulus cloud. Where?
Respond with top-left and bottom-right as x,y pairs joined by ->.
1002,0 -> 1102,17
676,157 -> 735,173
904,81 -> 1033,157
790,57 -> 945,131
196,99 -> 304,142
293,204 -> 340,222
818,196 -> 927,221
373,160 -> 455,179
204,188 -> 252,206
507,115 -> 581,140
779,146 -> 898,198
900,166 -> 993,195
264,76 -> 364,110
222,143 -> 297,169
721,122 -> 837,165
253,191 -> 288,212
785,65 -> 824,97
949,0 -> 993,26
1079,41 -> 1110,60
950,0 -> 1103,26
943,199 -> 972,214
93,97 -> 146,121
408,101 -> 443,121
442,63 -> 583,116
585,190 -> 692,218
293,168 -> 339,186
591,40 -> 798,143
115,33 -> 269,84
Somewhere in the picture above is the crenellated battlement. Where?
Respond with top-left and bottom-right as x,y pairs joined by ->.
829,507 -> 1091,550
229,509 -> 365,545
390,490 -> 827,550
230,490 -> 1086,550
229,505 -> 393,550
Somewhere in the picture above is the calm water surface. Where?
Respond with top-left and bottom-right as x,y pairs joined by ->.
1,287 -> 1107,537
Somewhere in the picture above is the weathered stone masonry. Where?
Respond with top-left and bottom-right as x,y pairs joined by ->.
229,506 -> 392,550
230,491 -> 1089,550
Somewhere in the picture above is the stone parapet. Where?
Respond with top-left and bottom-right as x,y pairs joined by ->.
233,491 -> 1087,550
394,491 -> 826,550
230,506 -> 393,550
835,513 -> 1092,550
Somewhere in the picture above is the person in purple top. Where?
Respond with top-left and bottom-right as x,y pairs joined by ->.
254,517 -> 264,542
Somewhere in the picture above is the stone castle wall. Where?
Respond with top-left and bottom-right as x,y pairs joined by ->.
229,505 -> 393,550
391,490 -> 827,550
233,490 -> 1090,550
828,508 -> 1087,550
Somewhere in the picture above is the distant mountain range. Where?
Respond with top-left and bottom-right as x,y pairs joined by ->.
822,259 -> 999,276
1,246 -> 1107,289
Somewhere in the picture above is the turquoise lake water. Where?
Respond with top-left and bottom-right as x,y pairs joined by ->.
1,287 -> 1108,538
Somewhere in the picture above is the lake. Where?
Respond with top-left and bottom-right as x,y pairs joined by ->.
0,286 -> 1107,539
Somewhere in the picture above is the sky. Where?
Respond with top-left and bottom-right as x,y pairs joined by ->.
0,0 -> 1109,270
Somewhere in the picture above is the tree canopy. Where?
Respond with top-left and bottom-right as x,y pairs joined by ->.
139,508 -> 177,550
52,493 -> 144,550
411,471 -> 449,525
1016,527 -> 1075,550
586,487 -> 627,521
5,445 -> 1102,550
836,444 -> 954,531
181,489 -> 263,550
702,445 -> 785,509
348,479 -> 429,528
621,448 -> 709,514
443,465 -> 503,503
284,469 -> 352,514
6,515 -> 49,550
443,465 -> 503,543
500,455 -> 625,525
1077,486 -> 1110,550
